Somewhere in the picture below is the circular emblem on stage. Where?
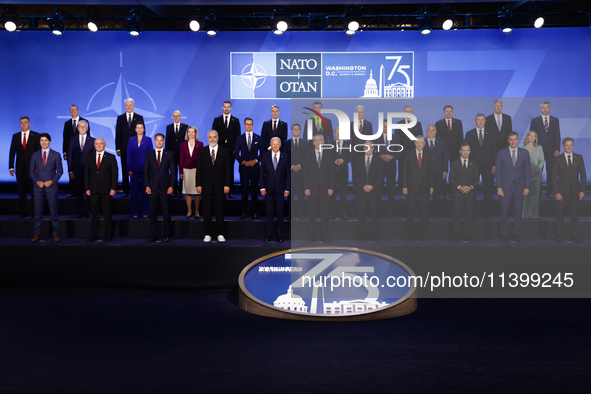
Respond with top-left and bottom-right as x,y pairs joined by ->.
238,247 -> 417,321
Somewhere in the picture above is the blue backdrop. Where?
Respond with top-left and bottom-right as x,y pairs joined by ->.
1,28 -> 590,183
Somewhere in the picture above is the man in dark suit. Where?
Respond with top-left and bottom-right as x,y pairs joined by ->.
234,118 -> 264,219
303,133 -> 336,243
436,105 -> 463,198
401,136 -> 434,241
68,120 -> 95,218
62,104 -> 89,198
85,138 -> 118,242
165,110 -> 188,197
29,133 -> 63,242
9,116 -> 41,218
378,119 -> 402,218
196,130 -> 233,243
115,98 -> 144,196
353,141 -> 383,241
425,124 -> 449,219
144,133 -> 176,243
465,114 -> 497,218
261,105 -> 288,149
449,143 -> 479,242
212,100 -> 240,199
495,132 -> 531,242
303,101 -> 333,144
553,138 -> 586,243
330,128 -> 352,220
284,123 -> 307,220
259,137 -> 291,242
486,100 -> 512,152
396,105 -> 424,151
530,101 -> 561,199
350,105 -> 374,156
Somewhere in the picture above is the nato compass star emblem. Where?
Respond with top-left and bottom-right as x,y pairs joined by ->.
240,61 -> 269,92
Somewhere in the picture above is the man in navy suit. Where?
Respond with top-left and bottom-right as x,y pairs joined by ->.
495,132 -> 531,242
553,138 -> 586,243
284,123 -> 307,220
260,137 -> 291,242
350,105 -> 374,157
62,104 -> 89,198
165,110 -> 188,197
234,118 -> 264,219
331,128 -> 353,220
9,116 -> 41,218
486,100 -> 512,152
29,133 -> 63,242
261,105 -> 288,149
465,114 -> 497,218
353,141 -> 383,241
377,119 -> 402,219
211,100 -> 241,199
396,106 -> 423,201
449,143 -> 480,242
435,105 -> 463,199
530,101 -> 561,199
68,120 -> 95,218
144,133 -> 176,243
425,124 -> 449,219
303,101 -> 333,144
115,98 -> 144,196
303,133 -> 336,243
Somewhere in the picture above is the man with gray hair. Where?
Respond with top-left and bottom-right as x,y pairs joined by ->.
62,104 -> 89,198
350,104 -> 374,156
165,110 -> 188,197
115,98 -> 144,196
68,120 -> 95,218
530,101 -> 561,199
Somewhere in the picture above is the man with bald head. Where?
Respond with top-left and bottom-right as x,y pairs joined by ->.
166,110 -> 188,197
115,98 -> 144,196
85,138 -> 118,242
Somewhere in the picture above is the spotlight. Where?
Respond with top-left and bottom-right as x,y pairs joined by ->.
274,9 -> 290,32
205,14 -> 218,37
499,10 -> 514,34
345,6 -> 361,31
87,6 -> 103,33
189,9 -> 204,32
345,29 -> 355,36
2,6 -> 19,32
438,9 -> 456,31
273,29 -> 283,36
127,9 -> 142,37
189,19 -> 201,32
418,13 -> 433,36
48,12 -> 64,36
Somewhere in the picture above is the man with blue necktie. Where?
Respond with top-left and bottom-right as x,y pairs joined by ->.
234,118 -> 264,220
260,137 -> 290,242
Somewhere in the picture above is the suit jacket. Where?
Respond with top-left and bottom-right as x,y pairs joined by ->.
401,149 -> 434,193
552,153 -> 586,196
84,151 -> 118,194
465,127 -> 497,169
530,115 -> 560,156
63,117 -> 90,156
68,135 -> 95,176
127,136 -> 153,173
115,112 -> 145,152
485,113 -> 512,151
375,133 -> 403,163
144,149 -> 176,191
212,114 -> 241,153
302,148 -> 336,195
234,132 -> 264,171
180,140 -> 204,170
29,149 -> 63,186
261,119 -> 288,147
284,138 -> 307,168
331,140 -> 353,180
436,118 -> 463,161
303,117 -> 333,144
495,147 -> 531,192
165,123 -> 188,157
396,119 -> 424,151
350,119 -> 374,149
259,151 -> 291,195
353,154 -> 383,194
195,145 -> 233,196
425,138 -> 449,176
449,158 -> 479,197
9,131 -> 41,174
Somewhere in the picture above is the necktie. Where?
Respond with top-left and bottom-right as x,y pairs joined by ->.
463,159 -> 467,169
273,154 -> 278,170
479,130 -> 483,147
366,156 -> 370,177
128,114 -> 132,128
23,132 -> 27,150
176,124 -> 179,134
97,153 -> 101,169
157,151 -> 161,168
511,149 -> 516,167
544,117 -> 549,133
73,119 -> 77,133
81,136 -> 85,151
317,151 -> 322,169
273,120 -> 277,133
42,151 -> 47,168
447,119 -> 451,133
294,139 -> 298,148
497,115 -> 501,130
359,121 -> 363,134
225,116 -> 229,129
418,151 -> 422,169
211,148 -> 215,165
568,155 -> 572,167
247,133 -> 251,150
429,140 -> 434,151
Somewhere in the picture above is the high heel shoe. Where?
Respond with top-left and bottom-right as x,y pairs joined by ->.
186,211 -> 193,219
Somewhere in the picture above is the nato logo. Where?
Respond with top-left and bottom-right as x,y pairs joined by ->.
239,247 -> 417,321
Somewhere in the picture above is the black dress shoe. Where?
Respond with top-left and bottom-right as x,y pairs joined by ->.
466,236 -> 474,242
240,213 -> 248,220
420,236 -> 428,242
307,236 -> 315,243
321,237 -> 329,243
87,236 -> 96,242
253,213 -> 258,219
74,214 -> 83,219
163,237 -> 170,243
501,235 -> 509,243
556,237 -> 563,243
514,235 -> 522,243
123,193 -> 129,198
265,236 -> 273,243
572,236 -> 581,243
148,237 -> 156,242
67,193 -> 75,198
277,237 -> 284,243
453,237 -> 460,242
104,237 -> 112,242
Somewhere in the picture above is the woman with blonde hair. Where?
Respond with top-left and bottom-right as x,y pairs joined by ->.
522,130 -> 545,218
180,126 -> 204,219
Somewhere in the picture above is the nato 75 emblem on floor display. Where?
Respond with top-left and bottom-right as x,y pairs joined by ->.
239,247 -> 417,321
